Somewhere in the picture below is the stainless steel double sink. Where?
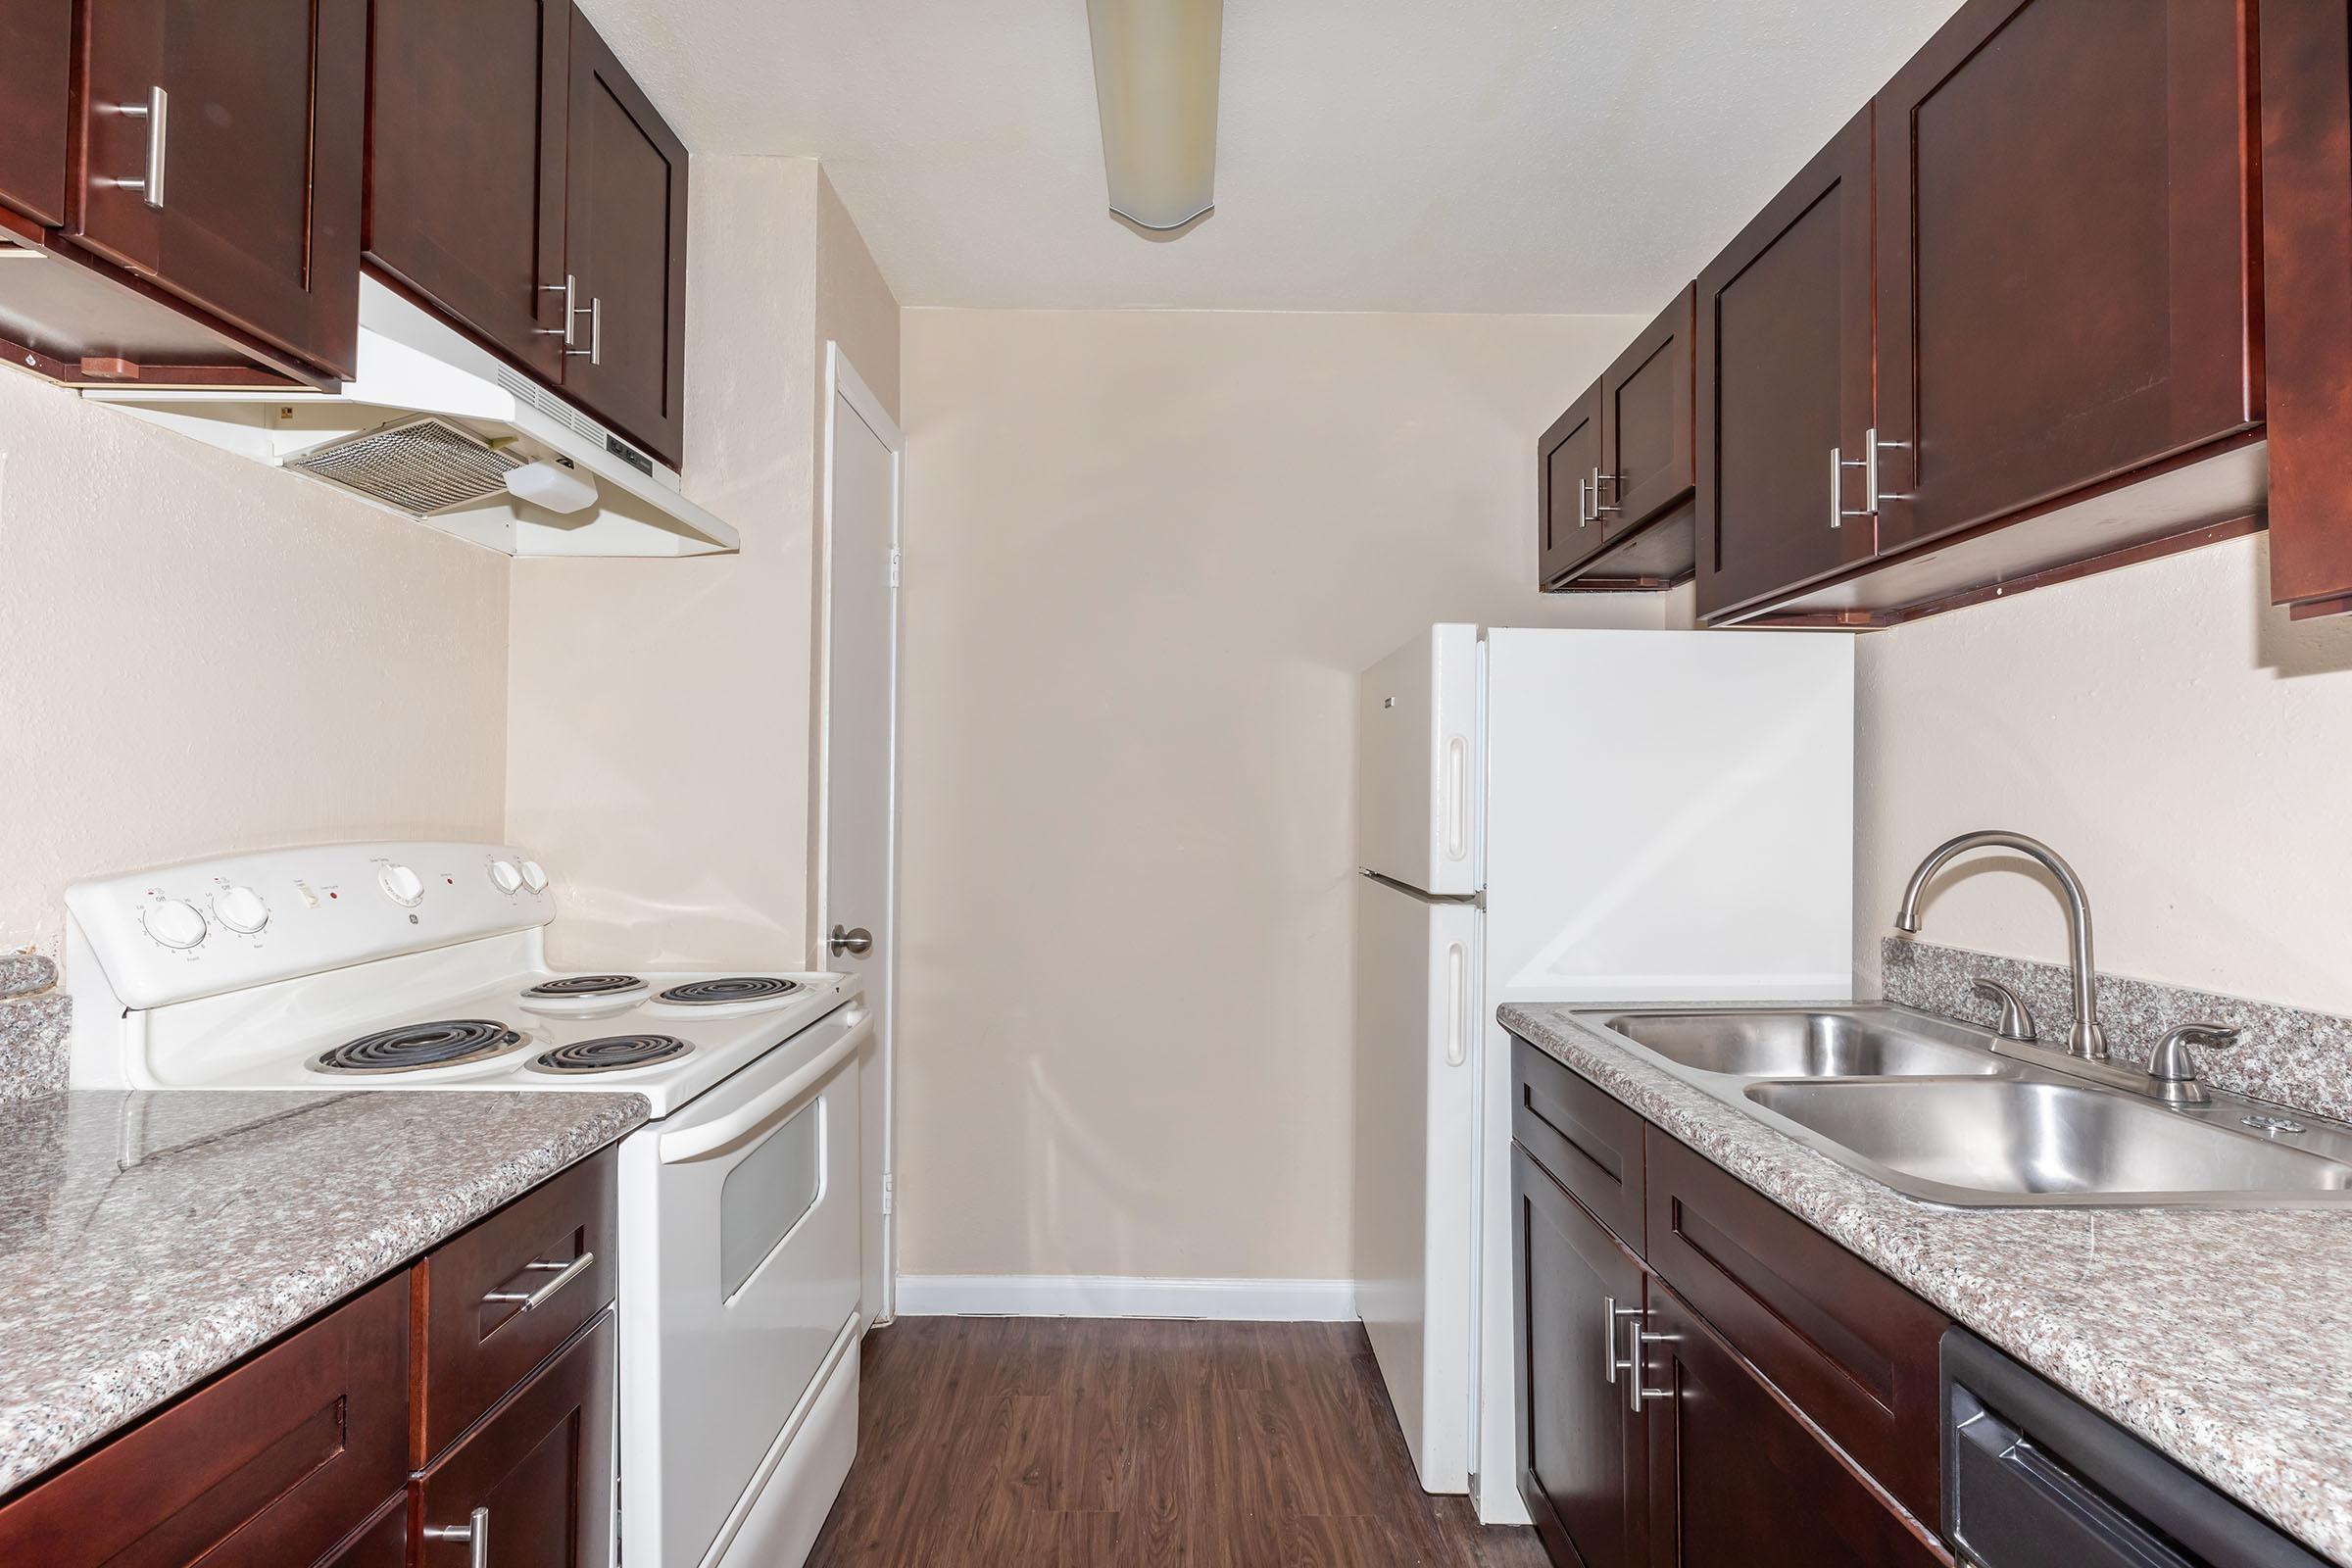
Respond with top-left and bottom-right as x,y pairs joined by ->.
1577,1005 -> 2352,1208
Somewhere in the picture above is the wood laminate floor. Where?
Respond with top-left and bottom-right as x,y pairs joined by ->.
804,1316 -> 1548,1568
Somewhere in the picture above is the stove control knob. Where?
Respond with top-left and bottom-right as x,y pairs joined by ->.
214,885 -> 270,934
518,859 -> 549,894
377,863 -> 425,907
143,899 -> 209,950
487,859 -> 524,895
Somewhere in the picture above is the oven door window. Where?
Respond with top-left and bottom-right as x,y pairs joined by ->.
718,1098 -> 824,1300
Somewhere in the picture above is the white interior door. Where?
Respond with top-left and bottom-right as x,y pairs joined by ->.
817,343 -> 905,1324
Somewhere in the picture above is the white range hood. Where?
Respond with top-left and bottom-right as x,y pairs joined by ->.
81,277 -> 738,558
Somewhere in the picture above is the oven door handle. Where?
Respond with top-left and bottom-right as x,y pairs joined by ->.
658,1008 -> 871,1165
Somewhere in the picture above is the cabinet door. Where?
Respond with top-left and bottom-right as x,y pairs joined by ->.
1873,0 -> 2259,556
1515,1146 -> 1648,1568
1695,109 -> 1875,619
2261,0 -> 2352,618
563,4 -> 688,466
0,0 -> 71,225
1640,1284 -> 1945,1568
367,0 -> 570,380
0,1275 -> 410,1567
318,1494 -> 411,1568
1600,285 -> 1695,542
72,0 -> 365,377
1538,381 -> 1604,586
416,1310 -> 615,1568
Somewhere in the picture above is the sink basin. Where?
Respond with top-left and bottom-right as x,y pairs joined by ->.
1601,1008 -> 2009,1079
1745,1079 -> 2352,1206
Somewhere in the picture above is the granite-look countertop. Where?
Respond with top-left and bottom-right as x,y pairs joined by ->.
1500,1001 -> 2352,1566
0,1088 -> 647,1495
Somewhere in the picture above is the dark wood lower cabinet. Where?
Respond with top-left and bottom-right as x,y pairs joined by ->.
1511,1040 -> 1955,1568
0,1159 -> 619,1568
0,1275 -> 410,1567
1516,1147 -> 1649,1568
416,1310 -> 616,1568
1641,1284 -> 1947,1568
319,1494 -> 412,1568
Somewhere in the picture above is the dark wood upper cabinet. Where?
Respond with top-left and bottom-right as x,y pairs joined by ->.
2260,0 -> 2352,619
367,0 -> 572,381
1537,287 -> 1699,592
1538,382 -> 1605,587
0,0 -> 72,226
71,0 -> 366,379
416,1312 -> 616,1568
1600,284 -> 1695,542
1640,1283 -> 1947,1568
1516,1148 -> 1649,1568
1872,0 -> 2260,558
1695,108 -> 1876,620
563,5 -> 689,467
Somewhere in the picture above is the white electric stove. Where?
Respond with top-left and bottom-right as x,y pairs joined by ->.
63,840 -> 873,1568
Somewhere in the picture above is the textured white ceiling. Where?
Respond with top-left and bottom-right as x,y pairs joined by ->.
580,0 -> 1969,313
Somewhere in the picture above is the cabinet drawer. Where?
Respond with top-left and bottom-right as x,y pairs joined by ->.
0,1273 -> 410,1567
416,1310 -> 616,1568
1645,1134 -> 1946,1521
1511,1037 -> 1645,1252
414,1147 -> 617,1464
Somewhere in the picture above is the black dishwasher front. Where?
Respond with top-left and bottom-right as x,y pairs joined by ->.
1941,1329 -> 2326,1568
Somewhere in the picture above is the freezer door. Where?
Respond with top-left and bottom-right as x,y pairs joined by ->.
1353,873 -> 1479,1494
1358,623 -> 1480,896
1482,627 -> 1853,1000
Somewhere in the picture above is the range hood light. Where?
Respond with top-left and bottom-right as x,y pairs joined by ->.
506,458 -> 598,514
1085,0 -> 1223,231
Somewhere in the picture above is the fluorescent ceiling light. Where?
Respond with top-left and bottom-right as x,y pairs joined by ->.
1086,0 -> 1223,231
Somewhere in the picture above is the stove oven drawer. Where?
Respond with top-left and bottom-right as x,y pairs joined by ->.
413,1146 -> 617,1464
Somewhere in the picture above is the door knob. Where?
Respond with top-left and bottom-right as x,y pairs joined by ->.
829,924 -> 873,956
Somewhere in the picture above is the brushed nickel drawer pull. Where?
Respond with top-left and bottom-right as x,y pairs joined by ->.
423,1504 -> 489,1568
483,1250 -> 594,1312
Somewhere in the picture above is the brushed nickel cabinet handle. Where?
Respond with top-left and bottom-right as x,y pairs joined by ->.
566,297 -> 603,365
536,274 -> 577,345
482,1250 -> 594,1312
111,86 -> 169,210
1602,1295 -> 1642,1383
423,1504 -> 489,1568
1623,1311 -> 1677,1411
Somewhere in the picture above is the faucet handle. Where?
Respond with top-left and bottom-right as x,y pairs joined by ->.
2147,1022 -> 2239,1104
1971,977 -> 2037,1044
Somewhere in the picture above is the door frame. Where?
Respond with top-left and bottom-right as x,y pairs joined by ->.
813,340 -> 906,1324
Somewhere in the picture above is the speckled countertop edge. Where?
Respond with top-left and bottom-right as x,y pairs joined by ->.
0,1089 -> 648,1495
1499,1000 -> 2352,1566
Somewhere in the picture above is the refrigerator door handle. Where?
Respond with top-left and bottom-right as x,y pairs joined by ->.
1444,941 -> 1468,1066
1445,735 -> 1470,863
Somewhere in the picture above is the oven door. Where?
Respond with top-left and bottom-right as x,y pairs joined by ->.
618,1005 -> 869,1568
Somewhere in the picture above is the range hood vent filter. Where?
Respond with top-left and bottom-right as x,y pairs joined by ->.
286,414 -> 523,515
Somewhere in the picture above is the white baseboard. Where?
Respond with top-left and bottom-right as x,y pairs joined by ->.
893,1274 -> 1359,1322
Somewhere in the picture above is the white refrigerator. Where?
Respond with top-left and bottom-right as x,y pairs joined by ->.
1352,624 -> 1854,1523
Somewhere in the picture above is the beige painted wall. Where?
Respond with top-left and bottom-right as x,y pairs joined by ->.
896,307 -> 1662,1282
1856,532 -> 2352,1015
509,159 -> 900,969
0,371 -> 508,957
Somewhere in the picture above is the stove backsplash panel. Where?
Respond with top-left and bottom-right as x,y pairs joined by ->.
0,956 -> 68,1103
